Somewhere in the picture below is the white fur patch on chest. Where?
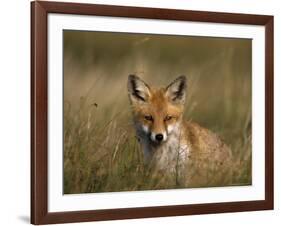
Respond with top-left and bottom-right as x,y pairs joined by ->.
151,131 -> 190,173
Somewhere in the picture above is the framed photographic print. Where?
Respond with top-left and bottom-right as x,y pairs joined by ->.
31,1 -> 274,224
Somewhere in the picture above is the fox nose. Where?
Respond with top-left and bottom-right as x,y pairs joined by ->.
155,134 -> 163,141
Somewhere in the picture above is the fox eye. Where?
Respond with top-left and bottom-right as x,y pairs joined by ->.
164,115 -> 172,121
144,115 -> 153,121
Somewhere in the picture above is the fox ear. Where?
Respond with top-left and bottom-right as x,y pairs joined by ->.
165,76 -> 187,104
128,75 -> 151,103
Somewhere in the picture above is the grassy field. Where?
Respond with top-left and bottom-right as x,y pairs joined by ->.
63,31 -> 252,194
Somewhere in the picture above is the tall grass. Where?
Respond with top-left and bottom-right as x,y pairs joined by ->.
63,31 -> 252,194
63,95 -> 251,193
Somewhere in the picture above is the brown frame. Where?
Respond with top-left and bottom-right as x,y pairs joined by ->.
31,1 -> 274,225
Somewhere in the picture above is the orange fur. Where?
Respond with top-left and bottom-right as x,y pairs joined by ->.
127,75 -> 232,185
131,87 -> 183,138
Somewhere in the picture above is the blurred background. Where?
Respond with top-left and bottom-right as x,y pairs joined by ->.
63,30 -> 252,194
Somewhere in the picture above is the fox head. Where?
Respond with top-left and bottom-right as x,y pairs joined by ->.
128,75 -> 187,144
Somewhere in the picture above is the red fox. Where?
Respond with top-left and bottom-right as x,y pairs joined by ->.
127,75 -> 232,185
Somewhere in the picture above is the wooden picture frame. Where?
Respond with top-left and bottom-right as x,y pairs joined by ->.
31,1 -> 274,224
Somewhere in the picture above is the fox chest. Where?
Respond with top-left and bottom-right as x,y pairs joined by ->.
147,135 -> 190,171
141,132 -> 190,171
